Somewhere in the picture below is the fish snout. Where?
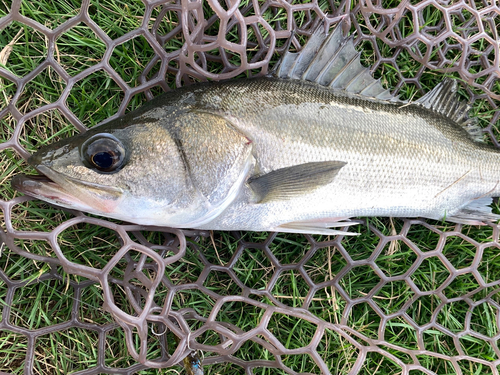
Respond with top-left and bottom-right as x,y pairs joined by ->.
11,173 -> 52,195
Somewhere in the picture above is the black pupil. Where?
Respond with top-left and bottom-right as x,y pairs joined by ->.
83,134 -> 125,173
92,152 -> 114,169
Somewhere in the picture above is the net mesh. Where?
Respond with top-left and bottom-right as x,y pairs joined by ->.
1,0 -> 500,374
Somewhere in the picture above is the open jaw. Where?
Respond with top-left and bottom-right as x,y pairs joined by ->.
11,165 -> 123,214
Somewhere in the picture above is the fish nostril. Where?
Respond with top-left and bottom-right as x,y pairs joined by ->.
27,151 -> 54,169
11,174 -> 25,191
27,152 -> 42,167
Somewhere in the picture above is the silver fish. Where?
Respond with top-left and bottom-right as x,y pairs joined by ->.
12,25 -> 500,235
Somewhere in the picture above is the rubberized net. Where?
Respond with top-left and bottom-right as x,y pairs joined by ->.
1,0 -> 500,374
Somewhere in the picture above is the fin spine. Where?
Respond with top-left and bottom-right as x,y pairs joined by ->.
273,22 -> 398,101
345,69 -> 373,94
303,26 -> 342,82
316,40 -> 350,86
329,51 -> 362,89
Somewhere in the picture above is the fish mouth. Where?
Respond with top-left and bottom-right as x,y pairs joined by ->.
12,172 -> 94,211
12,165 -> 123,213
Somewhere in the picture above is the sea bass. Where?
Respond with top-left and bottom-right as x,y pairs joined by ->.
12,25 -> 500,235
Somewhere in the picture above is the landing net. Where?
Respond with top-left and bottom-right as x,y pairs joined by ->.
1,1 -> 499,374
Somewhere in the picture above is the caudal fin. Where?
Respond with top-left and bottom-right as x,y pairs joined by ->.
447,197 -> 500,225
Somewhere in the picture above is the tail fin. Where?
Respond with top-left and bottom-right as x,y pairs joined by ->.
447,198 -> 500,225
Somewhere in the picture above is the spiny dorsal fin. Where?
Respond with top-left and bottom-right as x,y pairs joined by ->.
415,78 -> 483,142
275,23 -> 398,101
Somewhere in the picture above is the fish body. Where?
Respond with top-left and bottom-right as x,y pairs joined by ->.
12,25 -> 500,234
161,77 -> 500,232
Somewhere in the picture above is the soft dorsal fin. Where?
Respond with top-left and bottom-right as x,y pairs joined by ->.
414,78 -> 483,142
274,23 -> 398,101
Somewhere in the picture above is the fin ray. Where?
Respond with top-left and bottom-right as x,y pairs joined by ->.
415,78 -> 483,142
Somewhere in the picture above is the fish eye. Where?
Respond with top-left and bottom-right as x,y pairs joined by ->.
81,134 -> 126,173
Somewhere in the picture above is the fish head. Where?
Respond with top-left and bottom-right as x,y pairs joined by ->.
13,111 -> 254,227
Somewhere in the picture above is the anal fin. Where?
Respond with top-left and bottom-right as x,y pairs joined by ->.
275,219 -> 359,236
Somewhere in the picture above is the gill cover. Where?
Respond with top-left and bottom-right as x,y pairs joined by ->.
165,110 -> 254,227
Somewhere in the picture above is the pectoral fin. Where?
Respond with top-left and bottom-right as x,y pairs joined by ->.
248,161 -> 346,203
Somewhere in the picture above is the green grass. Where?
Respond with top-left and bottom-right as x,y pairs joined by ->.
1,0 -> 500,374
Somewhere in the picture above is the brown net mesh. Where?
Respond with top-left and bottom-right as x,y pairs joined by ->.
1,0 -> 500,374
